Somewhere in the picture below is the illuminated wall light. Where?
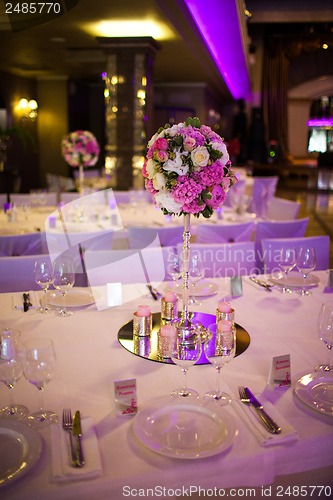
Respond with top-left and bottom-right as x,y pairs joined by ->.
141,76 -> 147,86
104,88 -> 110,98
137,89 -> 146,100
18,98 -> 38,121
322,43 -> 328,49
111,75 -> 118,85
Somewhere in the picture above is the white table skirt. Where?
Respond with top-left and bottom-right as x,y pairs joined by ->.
1,271 -> 333,499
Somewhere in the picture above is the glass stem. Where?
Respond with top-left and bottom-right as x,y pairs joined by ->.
182,367 -> 188,392
62,292 -> 67,314
216,366 -> 221,396
326,347 -> 332,371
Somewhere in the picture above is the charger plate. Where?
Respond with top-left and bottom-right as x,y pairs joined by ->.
46,288 -> 97,307
0,419 -> 42,488
118,312 -> 250,364
269,271 -> 319,289
133,395 -> 237,459
294,372 -> 333,416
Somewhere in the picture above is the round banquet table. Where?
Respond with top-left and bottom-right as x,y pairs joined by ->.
0,271 -> 332,499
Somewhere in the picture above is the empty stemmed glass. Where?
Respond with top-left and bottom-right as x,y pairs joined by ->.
279,247 -> 296,293
188,254 -> 205,305
169,252 -> 182,287
204,322 -> 236,405
296,247 -> 316,295
53,257 -> 75,316
21,337 -> 57,426
34,259 -> 54,313
0,328 -> 28,419
315,301 -> 333,372
169,330 -> 202,397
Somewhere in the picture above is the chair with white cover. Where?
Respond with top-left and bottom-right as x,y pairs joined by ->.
261,235 -> 330,273
250,176 -> 279,218
255,217 -> 310,272
223,179 -> 246,208
196,220 -> 255,243
128,225 -> 184,249
267,196 -> 301,220
176,241 -> 256,278
84,245 -> 176,286
0,254 -> 53,292
0,231 -> 48,256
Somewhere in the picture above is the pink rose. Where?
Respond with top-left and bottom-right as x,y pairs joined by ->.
183,136 -> 196,151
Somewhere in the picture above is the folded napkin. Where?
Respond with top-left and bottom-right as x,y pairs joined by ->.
12,291 -> 39,311
51,417 -> 103,482
234,399 -> 298,447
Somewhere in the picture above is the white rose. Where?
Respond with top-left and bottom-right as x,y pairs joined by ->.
152,172 -> 166,190
167,124 -> 182,137
155,191 -> 183,214
147,133 -> 159,148
191,146 -> 210,170
163,152 -> 189,176
211,141 -> 230,165
146,158 -> 156,179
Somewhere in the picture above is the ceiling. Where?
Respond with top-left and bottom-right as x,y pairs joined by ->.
0,0 -> 332,99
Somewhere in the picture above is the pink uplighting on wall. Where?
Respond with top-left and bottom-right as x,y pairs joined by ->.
183,0 -> 251,99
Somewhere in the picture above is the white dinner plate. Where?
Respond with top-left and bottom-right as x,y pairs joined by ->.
269,271 -> 320,289
0,419 -> 42,487
133,395 -> 237,459
46,288 -> 97,307
294,372 -> 333,416
167,280 -> 219,298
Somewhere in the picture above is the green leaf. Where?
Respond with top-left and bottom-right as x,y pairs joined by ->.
185,117 -> 201,128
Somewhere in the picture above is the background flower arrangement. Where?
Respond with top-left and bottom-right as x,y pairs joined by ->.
61,130 -> 100,168
143,117 -> 237,218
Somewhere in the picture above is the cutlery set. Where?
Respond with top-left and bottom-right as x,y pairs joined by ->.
62,409 -> 85,467
238,386 -> 281,434
23,293 -> 33,312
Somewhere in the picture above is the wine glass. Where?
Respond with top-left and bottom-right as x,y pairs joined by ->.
169,252 -> 182,287
296,247 -> 316,295
21,337 -> 57,426
315,301 -> 333,372
53,257 -> 75,316
169,331 -> 202,397
0,328 -> 28,419
204,322 -> 235,405
188,254 -> 205,305
34,259 -> 54,313
279,247 -> 296,293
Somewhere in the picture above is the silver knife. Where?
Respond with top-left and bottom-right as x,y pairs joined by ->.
249,276 -> 272,292
245,387 -> 281,434
72,410 -> 85,467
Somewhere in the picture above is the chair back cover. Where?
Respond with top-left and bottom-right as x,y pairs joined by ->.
0,254 -> 52,292
250,176 -> 278,217
267,197 -> 301,220
128,225 -> 184,249
255,217 -> 309,272
196,220 -> 255,243
261,235 -> 330,273
0,231 -> 48,256
176,241 -> 256,277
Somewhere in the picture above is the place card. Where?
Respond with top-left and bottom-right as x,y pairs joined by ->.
230,276 -> 243,297
268,354 -> 291,389
114,378 -> 138,416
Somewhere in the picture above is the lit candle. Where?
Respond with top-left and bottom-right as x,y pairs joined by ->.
218,319 -> 232,332
217,300 -> 232,313
164,291 -> 177,303
160,324 -> 177,337
136,305 -> 151,317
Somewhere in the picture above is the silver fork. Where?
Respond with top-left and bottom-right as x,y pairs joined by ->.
62,408 -> 76,466
238,386 -> 280,434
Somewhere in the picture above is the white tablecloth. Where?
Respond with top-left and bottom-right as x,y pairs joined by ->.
1,272 -> 333,499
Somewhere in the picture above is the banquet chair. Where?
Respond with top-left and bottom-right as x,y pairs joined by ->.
128,225 -> 184,249
255,217 -> 309,272
0,254 -> 52,292
176,241 -> 257,278
261,235 -> 330,273
196,220 -> 255,243
250,176 -> 279,217
0,231 -> 48,256
267,196 -> 301,220
223,179 -> 246,208
84,245 -> 176,286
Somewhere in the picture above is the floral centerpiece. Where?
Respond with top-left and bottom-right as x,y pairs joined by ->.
61,130 -> 100,193
142,117 -> 237,218
61,130 -> 100,168
142,117 -> 237,326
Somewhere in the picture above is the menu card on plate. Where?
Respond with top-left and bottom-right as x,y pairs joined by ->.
114,378 -> 138,416
268,354 -> 291,389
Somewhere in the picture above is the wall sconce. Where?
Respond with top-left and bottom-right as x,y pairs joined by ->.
18,98 -> 38,121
